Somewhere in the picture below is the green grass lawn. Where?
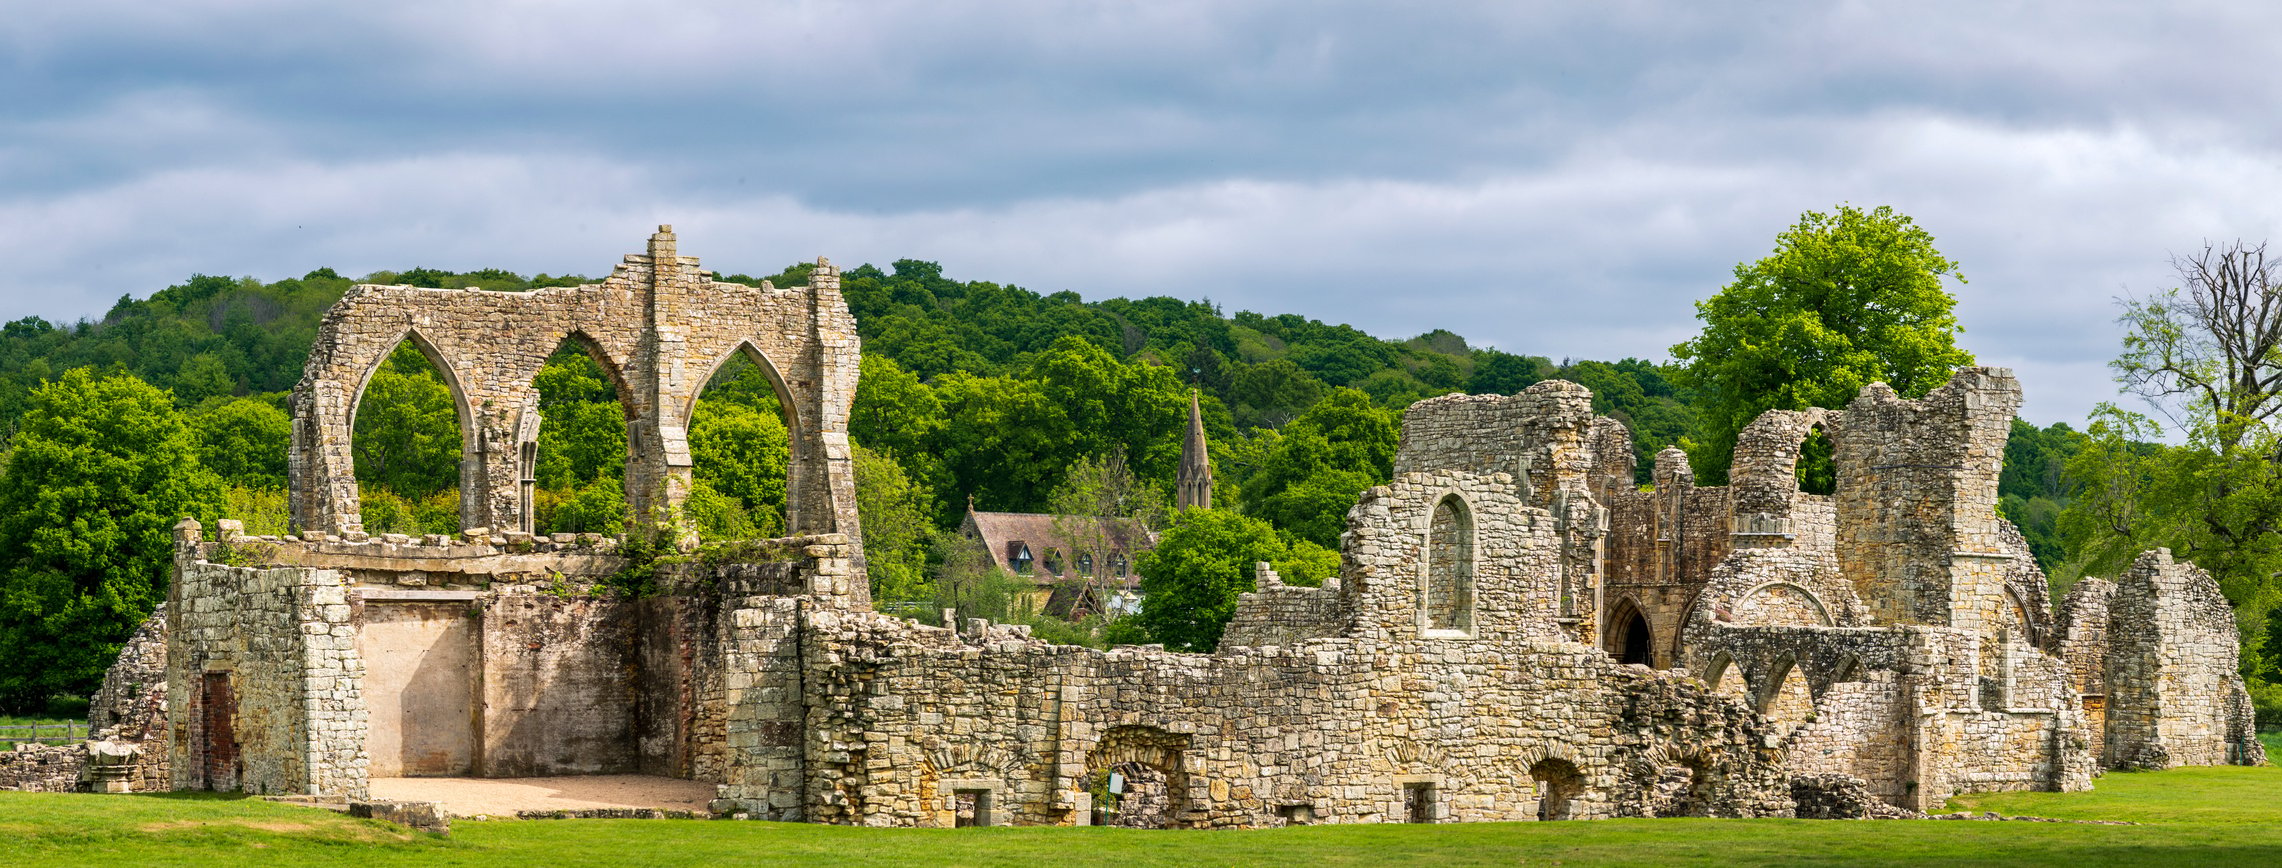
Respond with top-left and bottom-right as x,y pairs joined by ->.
3,765 -> 2279,867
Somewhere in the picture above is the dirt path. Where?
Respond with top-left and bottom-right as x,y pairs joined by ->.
368,775 -> 715,817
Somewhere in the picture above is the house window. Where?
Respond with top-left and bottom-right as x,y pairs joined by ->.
1044,548 -> 1065,576
1077,553 -> 1094,576
1110,553 -> 1128,576
1010,544 -> 1033,574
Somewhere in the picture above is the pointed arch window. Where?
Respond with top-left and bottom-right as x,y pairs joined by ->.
1424,494 -> 1475,635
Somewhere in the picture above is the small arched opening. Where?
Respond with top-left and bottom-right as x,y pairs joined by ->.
350,333 -> 469,535
1796,423 -> 1835,496
1760,658 -> 1816,735
1606,600 -> 1655,666
1424,494 -> 1475,634
1085,726 -> 1189,828
1529,758 -> 1584,821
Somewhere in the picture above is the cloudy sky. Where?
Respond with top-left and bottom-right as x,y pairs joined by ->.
5,1 -> 2279,425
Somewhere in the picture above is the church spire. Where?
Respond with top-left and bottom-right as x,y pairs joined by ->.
1177,389 -> 1213,511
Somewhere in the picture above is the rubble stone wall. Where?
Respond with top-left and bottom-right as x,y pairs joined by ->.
2100,550 -> 2267,768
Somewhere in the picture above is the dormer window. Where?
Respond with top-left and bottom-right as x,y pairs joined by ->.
1009,542 -> 1033,574
1044,548 -> 1065,576
1110,553 -> 1128,577
1077,553 -> 1094,576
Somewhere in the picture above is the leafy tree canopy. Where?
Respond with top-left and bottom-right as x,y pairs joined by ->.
1671,204 -> 1974,483
0,369 -> 225,711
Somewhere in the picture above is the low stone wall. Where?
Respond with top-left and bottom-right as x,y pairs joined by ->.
0,743 -> 86,792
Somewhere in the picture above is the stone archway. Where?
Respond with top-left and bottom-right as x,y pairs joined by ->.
1085,726 -> 1190,828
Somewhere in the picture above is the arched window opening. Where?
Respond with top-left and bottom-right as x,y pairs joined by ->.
1796,425 -> 1835,496
689,349 -> 792,541
352,338 -> 464,535
530,337 -> 630,535
1425,495 -> 1475,633
1529,758 -> 1583,821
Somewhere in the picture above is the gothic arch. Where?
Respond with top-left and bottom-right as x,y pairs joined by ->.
1421,492 -> 1476,635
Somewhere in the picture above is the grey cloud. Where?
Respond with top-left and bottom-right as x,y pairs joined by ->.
5,1 -> 2282,431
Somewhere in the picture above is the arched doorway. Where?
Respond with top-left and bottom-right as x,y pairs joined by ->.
1529,758 -> 1584,821
1085,726 -> 1189,828
1605,600 -> 1654,666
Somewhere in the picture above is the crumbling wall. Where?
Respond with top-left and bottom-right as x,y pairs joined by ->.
2101,550 -> 2267,768
1220,564 -> 1346,648
785,610 -> 1793,827
286,228 -> 864,591
1832,369 -> 2021,632
166,528 -> 368,797
1685,622 -> 2093,812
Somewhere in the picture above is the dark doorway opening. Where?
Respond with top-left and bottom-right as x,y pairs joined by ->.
1620,610 -> 1653,666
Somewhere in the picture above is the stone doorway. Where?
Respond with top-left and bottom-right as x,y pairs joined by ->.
1085,726 -> 1190,829
1530,758 -> 1583,821
198,671 -> 238,791
359,599 -> 479,777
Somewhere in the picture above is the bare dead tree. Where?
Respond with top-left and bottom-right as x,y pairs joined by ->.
2115,240 -> 2282,453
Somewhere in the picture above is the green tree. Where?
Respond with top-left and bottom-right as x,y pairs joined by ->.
1134,508 -> 1322,652
1239,388 -> 1400,547
687,400 -> 790,538
1671,204 -> 1974,483
2061,242 -> 2282,703
0,369 -> 226,710
855,443 -> 938,604
1228,359 -> 1326,429
531,346 -> 628,491
851,355 -> 944,484
929,372 -> 1077,514
188,396 -> 290,489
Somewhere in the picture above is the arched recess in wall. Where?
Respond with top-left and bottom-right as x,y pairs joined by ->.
1529,758 -> 1584,821
685,340 -> 800,540
526,332 -> 634,535
1731,581 -> 1834,627
1423,494 -> 1476,634
1704,652 -> 1751,702
349,331 -> 471,534
1604,598 -> 1654,666
1759,657 -> 1816,736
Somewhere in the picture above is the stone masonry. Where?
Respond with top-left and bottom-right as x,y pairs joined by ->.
32,231 -> 2254,828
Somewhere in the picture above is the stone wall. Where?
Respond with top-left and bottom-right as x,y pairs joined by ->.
1220,564 -> 1345,648
286,228 -> 864,590
166,522 -> 368,797
2098,550 -> 2267,768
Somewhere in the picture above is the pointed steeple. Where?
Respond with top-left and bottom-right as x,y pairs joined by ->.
1177,389 -> 1213,511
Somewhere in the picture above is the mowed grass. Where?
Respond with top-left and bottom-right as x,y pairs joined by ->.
4,765 -> 2281,867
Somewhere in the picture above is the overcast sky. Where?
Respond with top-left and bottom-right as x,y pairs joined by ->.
5,1 -> 2279,425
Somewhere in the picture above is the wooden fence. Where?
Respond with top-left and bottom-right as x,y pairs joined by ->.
0,722 -> 85,747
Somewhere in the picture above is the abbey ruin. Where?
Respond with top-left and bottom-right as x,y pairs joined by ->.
4,229 -> 2265,825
